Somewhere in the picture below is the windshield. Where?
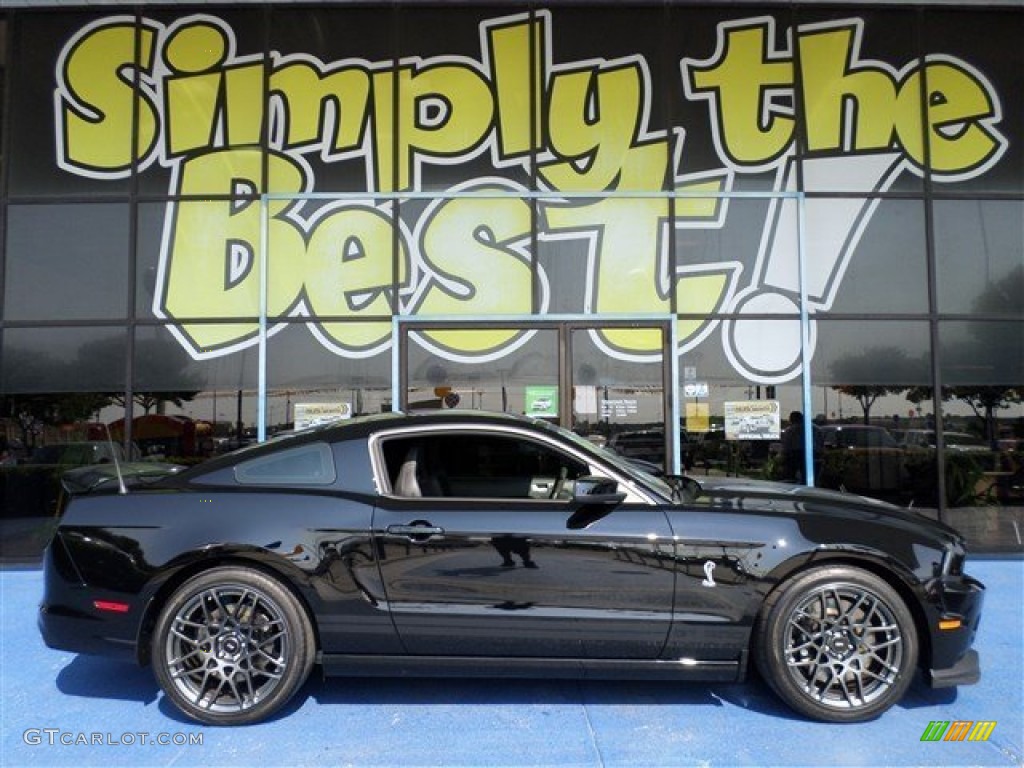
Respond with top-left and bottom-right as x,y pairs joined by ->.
531,419 -> 675,501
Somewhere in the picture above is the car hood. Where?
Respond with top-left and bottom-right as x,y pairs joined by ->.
690,476 -> 963,538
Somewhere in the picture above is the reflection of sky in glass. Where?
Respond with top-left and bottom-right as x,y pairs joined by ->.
4,205 -> 129,321
934,201 -> 1024,316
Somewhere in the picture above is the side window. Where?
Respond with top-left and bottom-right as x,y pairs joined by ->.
384,432 -> 588,500
234,442 -> 336,486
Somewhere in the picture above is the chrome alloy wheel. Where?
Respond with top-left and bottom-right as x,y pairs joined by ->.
782,583 -> 904,710
164,584 -> 291,714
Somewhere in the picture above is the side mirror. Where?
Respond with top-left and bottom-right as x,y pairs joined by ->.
572,475 -> 626,505
664,474 -> 701,503
567,476 -> 624,530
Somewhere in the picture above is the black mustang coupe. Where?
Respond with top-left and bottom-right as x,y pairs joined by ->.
39,410 -> 984,725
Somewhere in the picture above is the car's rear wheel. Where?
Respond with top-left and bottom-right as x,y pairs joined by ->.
152,566 -> 315,725
755,565 -> 918,722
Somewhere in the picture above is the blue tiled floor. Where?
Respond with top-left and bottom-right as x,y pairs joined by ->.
1,560 -> 1021,767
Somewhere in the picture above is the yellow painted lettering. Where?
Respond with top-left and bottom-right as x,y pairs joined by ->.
268,62 -> 371,154
486,16 -> 544,158
799,27 -> 899,152
375,64 -> 494,192
544,150 -> 731,354
914,62 -> 1003,175
162,150 -> 306,352
58,21 -> 157,173
417,194 -> 532,354
306,206 -> 406,352
686,24 -> 794,165
163,21 -> 230,157
224,65 -> 266,148
540,64 -> 659,191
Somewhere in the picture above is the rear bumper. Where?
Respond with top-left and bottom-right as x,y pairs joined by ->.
37,541 -> 140,662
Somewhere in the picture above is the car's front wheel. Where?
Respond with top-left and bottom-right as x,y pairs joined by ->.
755,565 -> 918,722
152,566 -> 316,725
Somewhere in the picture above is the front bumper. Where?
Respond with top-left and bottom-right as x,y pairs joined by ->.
926,573 -> 985,688
929,649 -> 980,688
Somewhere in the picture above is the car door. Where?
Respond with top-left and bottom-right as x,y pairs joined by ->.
370,426 -> 675,659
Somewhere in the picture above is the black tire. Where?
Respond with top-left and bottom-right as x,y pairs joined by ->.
152,566 -> 316,726
755,565 -> 918,723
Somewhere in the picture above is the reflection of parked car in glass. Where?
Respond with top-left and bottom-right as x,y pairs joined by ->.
818,425 -> 905,495
692,429 -> 729,470
900,429 -> 989,452
608,429 -> 695,470
608,429 -> 664,463
821,425 -> 899,450
28,441 -> 141,466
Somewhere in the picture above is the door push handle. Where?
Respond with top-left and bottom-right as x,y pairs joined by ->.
386,523 -> 445,538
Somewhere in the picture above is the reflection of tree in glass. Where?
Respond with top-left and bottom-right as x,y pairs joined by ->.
0,347 -> 113,449
937,264 -> 1019,444
829,346 -> 926,424
909,266 -> 1022,447
78,336 -> 204,415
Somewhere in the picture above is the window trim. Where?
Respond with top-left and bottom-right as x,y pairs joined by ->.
369,423 -> 658,505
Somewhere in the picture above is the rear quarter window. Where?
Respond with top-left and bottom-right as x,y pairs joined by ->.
234,442 -> 337,486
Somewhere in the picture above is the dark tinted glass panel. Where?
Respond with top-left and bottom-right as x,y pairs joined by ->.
1,392 -> 129,561
8,13 -> 133,196
670,7 -> 795,193
812,320 -> 931,390
0,18 -> 7,186
267,321 -> 391,392
810,321 -> 932,506
673,197 -> 771,325
824,198 -> 929,314
934,200 -> 1024,317
396,6 -> 535,194
940,320 -> 1023,387
405,327 -> 558,415
0,326 -> 126,393
269,7 -> 395,195
132,9 -> 267,198
674,326 -> 805,484
793,9 -> 924,194
938,321 -> 1023,550
924,9 -> 1023,194
4,204 -> 129,321
133,325 -> 256,393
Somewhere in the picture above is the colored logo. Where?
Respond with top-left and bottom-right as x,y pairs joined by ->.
920,721 -> 996,742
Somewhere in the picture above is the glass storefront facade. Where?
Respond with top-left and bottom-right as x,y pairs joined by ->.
0,4 -> 1021,557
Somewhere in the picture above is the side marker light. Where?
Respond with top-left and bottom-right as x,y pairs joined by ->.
93,600 -> 131,614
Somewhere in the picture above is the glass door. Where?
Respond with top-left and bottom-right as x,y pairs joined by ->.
396,318 -> 676,470
401,323 -> 561,417
568,324 -> 673,473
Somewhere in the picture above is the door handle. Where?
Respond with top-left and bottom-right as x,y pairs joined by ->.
386,523 -> 445,540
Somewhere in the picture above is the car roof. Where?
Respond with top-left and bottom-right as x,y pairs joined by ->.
179,410 -> 554,477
